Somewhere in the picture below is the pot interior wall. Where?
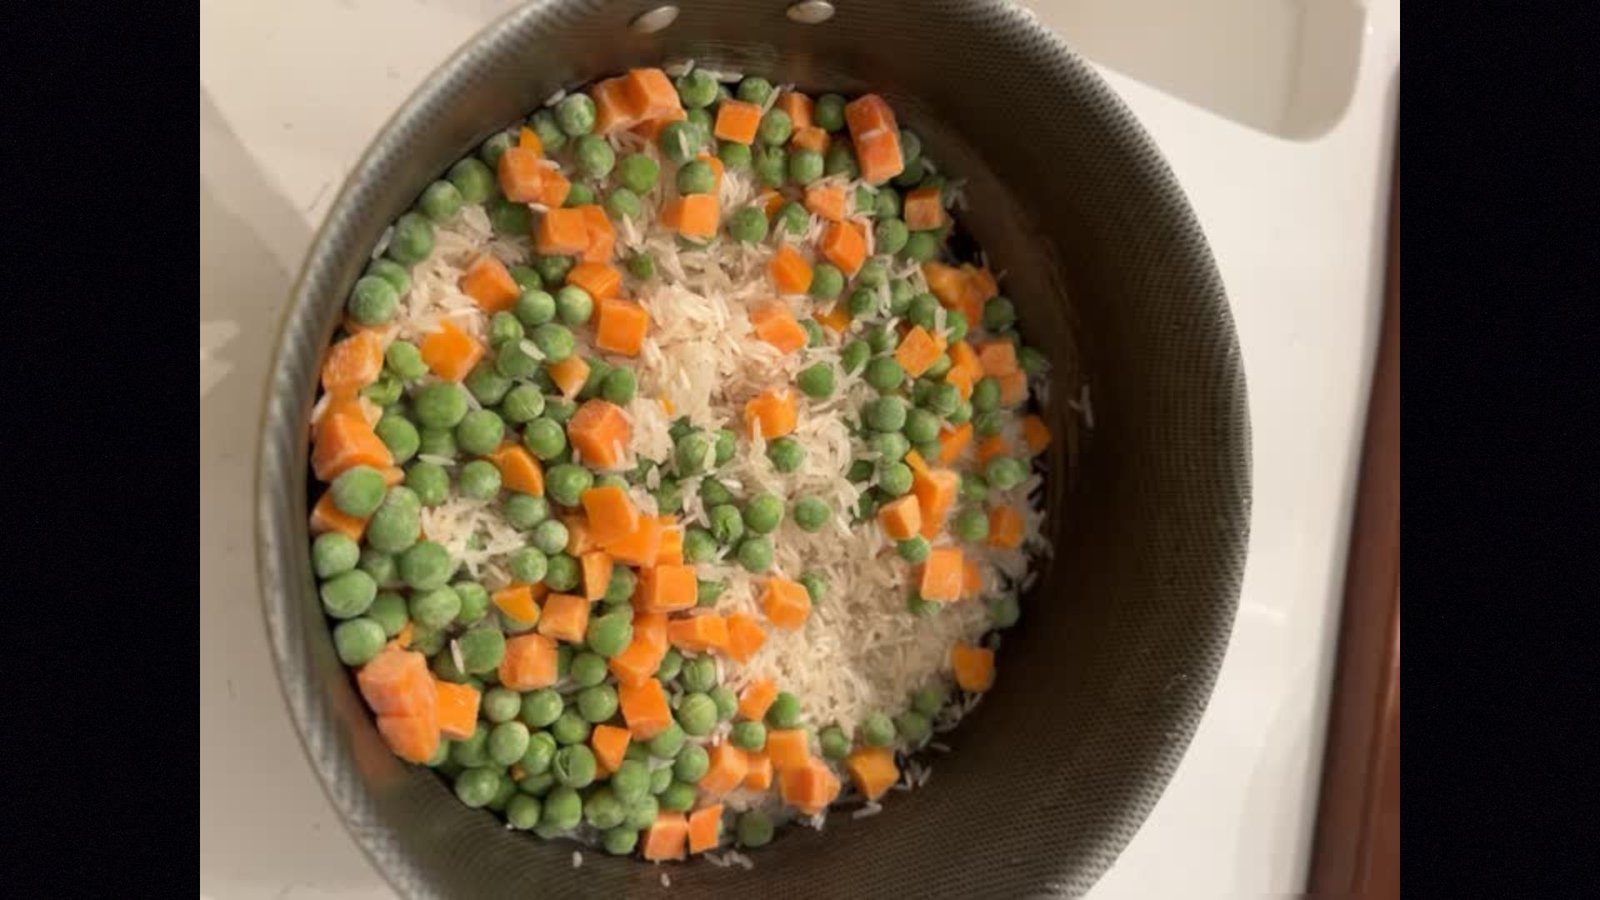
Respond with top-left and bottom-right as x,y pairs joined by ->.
259,1 -> 1249,896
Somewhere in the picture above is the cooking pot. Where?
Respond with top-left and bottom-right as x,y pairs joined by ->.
257,1 -> 1251,895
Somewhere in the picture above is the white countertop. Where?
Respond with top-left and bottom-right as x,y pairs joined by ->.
200,2 -> 1399,896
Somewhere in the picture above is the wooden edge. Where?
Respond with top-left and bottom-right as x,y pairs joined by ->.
1306,145 -> 1400,896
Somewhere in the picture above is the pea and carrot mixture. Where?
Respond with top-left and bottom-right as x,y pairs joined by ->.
307,62 -> 1050,861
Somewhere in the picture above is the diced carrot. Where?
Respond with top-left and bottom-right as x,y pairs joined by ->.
937,421 -> 974,465
963,558 -> 984,597
311,414 -> 394,482
757,190 -> 785,218
357,647 -> 434,717
380,466 -> 405,486
609,635 -> 666,688
997,369 -> 1029,406
499,632 -> 559,690
497,146 -> 545,203
633,609 -> 668,648
699,744 -> 750,797
310,491 -> 367,541
618,678 -> 673,739
376,713 -> 440,764
311,394 -> 372,441
713,99 -> 763,144
341,317 -> 398,339
742,751 -> 773,791
393,620 -> 414,650
687,803 -> 724,854
546,356 -> 590,400
845,746 -> 899,801
655,516 -> 684,566
749,301 -> 808,354
482,443 -> 544,496
591,723 -> 631,773
844,94 -> 899,139
517,126 -> 544,155
854,128 -> 904,185
626,68 -> 682,119
668,614 -> 729,653
593,76 -> 647,135
576,204 -> 616,263
491,584 -> 541,625
911,466 -> 960,539
963,263 -> 1000,304
945,364 -> 974,403
766,728 -> 811,771
567,399 -> 631,471
904,448 -> 931,477
566,261 -> 621,300
659,194 -> 720,239
418,319 -> 485,382
434,679 -> 481,741
594,297 -> 650,356
606,515 -> 663,567
790,125 -> 830,154
778,759 -> 841,814
777,91 -> 814,130
536,168 -> 572,209
761,577 -> 812,631
919,546 -> 965,602
769,244 -> 814,294
894,325 -> 945,378
459,254 -> 520,313
321,331 -> 385,396
803,184 -> 848,222
977,340 -> 1020,377
580,550 -> 614,601
632,107 -> 686,142
975,435 -> 1009,467
815,303 -> 852,333
951,642 -> 995,692
903,185 -> 946,231
535,207 -> 589,256
922,261 -> 967,309
819,219 -> 867,276
877,494 -> 923,541
642,812 -> 689,861
536,592 -> 589,644
725,613 -> 767,663
1021,415 -> 1052,455
737,678 -> 779,721
988,506 -> 1024,550
562,515 -> 596,555
743,387 -> 798,440
947,340 -> 981,401
634,564 -> 697,613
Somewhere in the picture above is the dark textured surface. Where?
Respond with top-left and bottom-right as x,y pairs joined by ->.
256,1 -> 1251,896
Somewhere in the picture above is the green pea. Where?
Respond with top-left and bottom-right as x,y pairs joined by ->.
795,320 -> 821,351
674,744 -> 711,785
895,710 -> 932,745
791,575 -> 825,611
366,591 -> 408,637
506,793 -> 542,830
892,156 -> 925,187
512,291 -> 556,332
793,496 -> 830,533
875,187 -> 903,219
476,686 -> 519,724
864,356 -> 904,393
817,726 -> 852,762
733,76 -> 771,106
451,723 -> 491,766
320,569 -> 376,619
833,340 -> 869,378
655,648 -> 683,682
506,547 -> 547,585
454,766 -> 500,808
603,565 -> 637,606
864,396 -> 906,433
411,383 -> 464,430
525,109 -> 567,152
518,418 -> 562,462
409,625 -> 445,656
671,159 -> 714,196
626,251 -> 656,281
809,263 -> 844,300
753,144 -> 788,188
378,342 -> 424,384
564,133 -> 611,181
520,690 -> 564,729
765,692 -> 802,729
574,684 -> 618,723
897,536 -> 931,563
985,456 -> 1029,490
537,785 -> 582,835
554,93 -> 596,135
900,293 -> 935,332
686,107 -> 715,144
924,382 -> 961,419
676,692 -> 718,738
952,507 -> 990,543
944,309 -> 969,344
416,180 -> 463,225
808,92 -> 844,130
482,314 -> 523,352
551,743 -> 596,788
824,142 -> 859,178
549,287 -> 589,329
542,397 -> 572,427
765,437 -> 804,473
602,186 -> 642,221
458,626 -> 506,673
396,540 -> 452,590
347,275 -> 398,326
737,536 -> 774,573
446,157 -> 494,205
786,148 -> 824,185
586,610 -> 633,659
610,759 -> 651,806
326,462 -> 388,519
545,464 -> 592,508
709,428 -> 735,466
859,713 -> 896,747
544,552 -> 582,593
626,794 -> 661,831
676,69 -> 718,108
385,212 -> 435,266
566,181 -> 597,207
479,131 -> 514,167
452,409 -> 503,456
894,407 -> 938,446
696,507 -> 739,551
1018,345 -> 1049,376
669,527 -> 711,566
658,120 -> 701,164
500,493 -> 547,532
785,364 -> 834,404
718,140 -> 753,173
453,581 -> 489,626
735,494 -> 780,536
974,409 -> 1005,438
976,297 -> 1015,333
870,461 -> 912,499
659,781 -> 696,812
737,810 -> 775,848
853,185 -> 878,217
670,657 -> 714,696
969,377 -> 1002,413
669,430 -> 708,477
484,720 -> 529,766
719,206 -> 767,246
458,460 -> 502,500
487,196 -> 532,235
329,617 -> 383,666
903,230 -> 940,262
551,708 -> 591,746
906,589 -> 939,617
360,372 -> 403,407
725,720 -> 765,752
579,787 -> 626,831
874,218 -> 910,256
407,585 -> 459,629
529,324 -> 574,364
697,578 -> 726,609
980,595 -> 1019,631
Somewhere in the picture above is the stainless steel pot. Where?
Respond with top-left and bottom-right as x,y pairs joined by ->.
258,1 -> 1250,895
